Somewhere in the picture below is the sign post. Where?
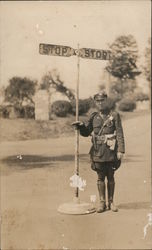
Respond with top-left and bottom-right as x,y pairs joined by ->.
39,43 -> 112,214
74,44 -> 80,201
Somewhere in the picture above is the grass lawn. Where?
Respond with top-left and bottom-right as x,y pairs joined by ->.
0,109 -> 150,142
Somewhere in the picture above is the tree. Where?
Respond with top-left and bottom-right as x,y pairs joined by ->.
110,78 -> 137,101
40,69 -> 75,101
4,77 -> 37,106
0,86 -> 5,103
143,37 -> 151,83
106,35 -> 141,98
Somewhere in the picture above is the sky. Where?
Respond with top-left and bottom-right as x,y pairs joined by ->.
0,0 -> 151,98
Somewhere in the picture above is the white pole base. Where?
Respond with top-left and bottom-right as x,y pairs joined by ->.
58,199 -> 96,215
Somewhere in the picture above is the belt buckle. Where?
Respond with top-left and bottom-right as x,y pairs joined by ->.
100,135 -> 105,140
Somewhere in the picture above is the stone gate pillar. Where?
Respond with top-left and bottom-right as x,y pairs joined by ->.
34,90 -> 49,120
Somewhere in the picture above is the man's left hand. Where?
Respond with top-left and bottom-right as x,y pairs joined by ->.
117,152 -> 124,160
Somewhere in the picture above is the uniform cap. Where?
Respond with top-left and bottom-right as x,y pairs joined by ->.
93,91 -> 108,101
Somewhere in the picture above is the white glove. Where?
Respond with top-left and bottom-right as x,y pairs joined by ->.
71,121 -> 84,130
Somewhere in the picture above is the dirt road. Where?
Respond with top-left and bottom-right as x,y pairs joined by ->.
0,112 -> 151,250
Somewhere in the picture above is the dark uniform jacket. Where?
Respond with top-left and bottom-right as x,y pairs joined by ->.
79,111 -> 125,163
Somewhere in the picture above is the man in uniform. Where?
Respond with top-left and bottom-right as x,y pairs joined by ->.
72,91 -> 125,213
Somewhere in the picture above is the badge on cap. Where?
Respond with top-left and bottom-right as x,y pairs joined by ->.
93,91 -> 107,100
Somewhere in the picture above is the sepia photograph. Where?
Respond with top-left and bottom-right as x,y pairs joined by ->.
0,1 -> 151,249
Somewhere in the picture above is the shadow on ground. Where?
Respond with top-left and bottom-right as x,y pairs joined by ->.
118,201 -> 151,210
0,153 -> 145,170
1,154 -> 89,170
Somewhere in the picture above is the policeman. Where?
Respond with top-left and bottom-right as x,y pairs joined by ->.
72,91 -> 125,213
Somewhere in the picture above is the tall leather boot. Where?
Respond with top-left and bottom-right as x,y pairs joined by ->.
96,180 -> 106,213
107,182 -> 118,212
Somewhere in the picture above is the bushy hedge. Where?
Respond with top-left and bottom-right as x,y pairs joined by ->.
0,104 -> 35,119
71,98 -> 91,115
134,92 -> 149,102
109,94 -> 122,104
23,106 -> 35,118
118,98 -> 136,112
51,98 -> 92,117
51,100 -> 72,117
0,105 -> 10,118
13,104 -> 35,118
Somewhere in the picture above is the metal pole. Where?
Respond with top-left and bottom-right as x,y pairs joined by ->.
106,71 -> 110,96
75,44 -> 80,200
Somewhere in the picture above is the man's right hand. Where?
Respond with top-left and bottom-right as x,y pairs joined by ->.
71,121 -> 84,130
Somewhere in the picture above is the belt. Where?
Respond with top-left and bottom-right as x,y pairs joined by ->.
95,133 -> 116,145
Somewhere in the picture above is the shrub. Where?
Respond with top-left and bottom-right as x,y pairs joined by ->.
12,104 -> 35,118
71,98 -> 91,115
0,103 -> 35,119
104,97 -> 116,110
134,92 -> 149,102
14,104 -> 25,118
23,106 -> 35,119
51,100 -> 72,117
109,93 -> 122,103
118,98 -> 136,112
0,105 -> 10,118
